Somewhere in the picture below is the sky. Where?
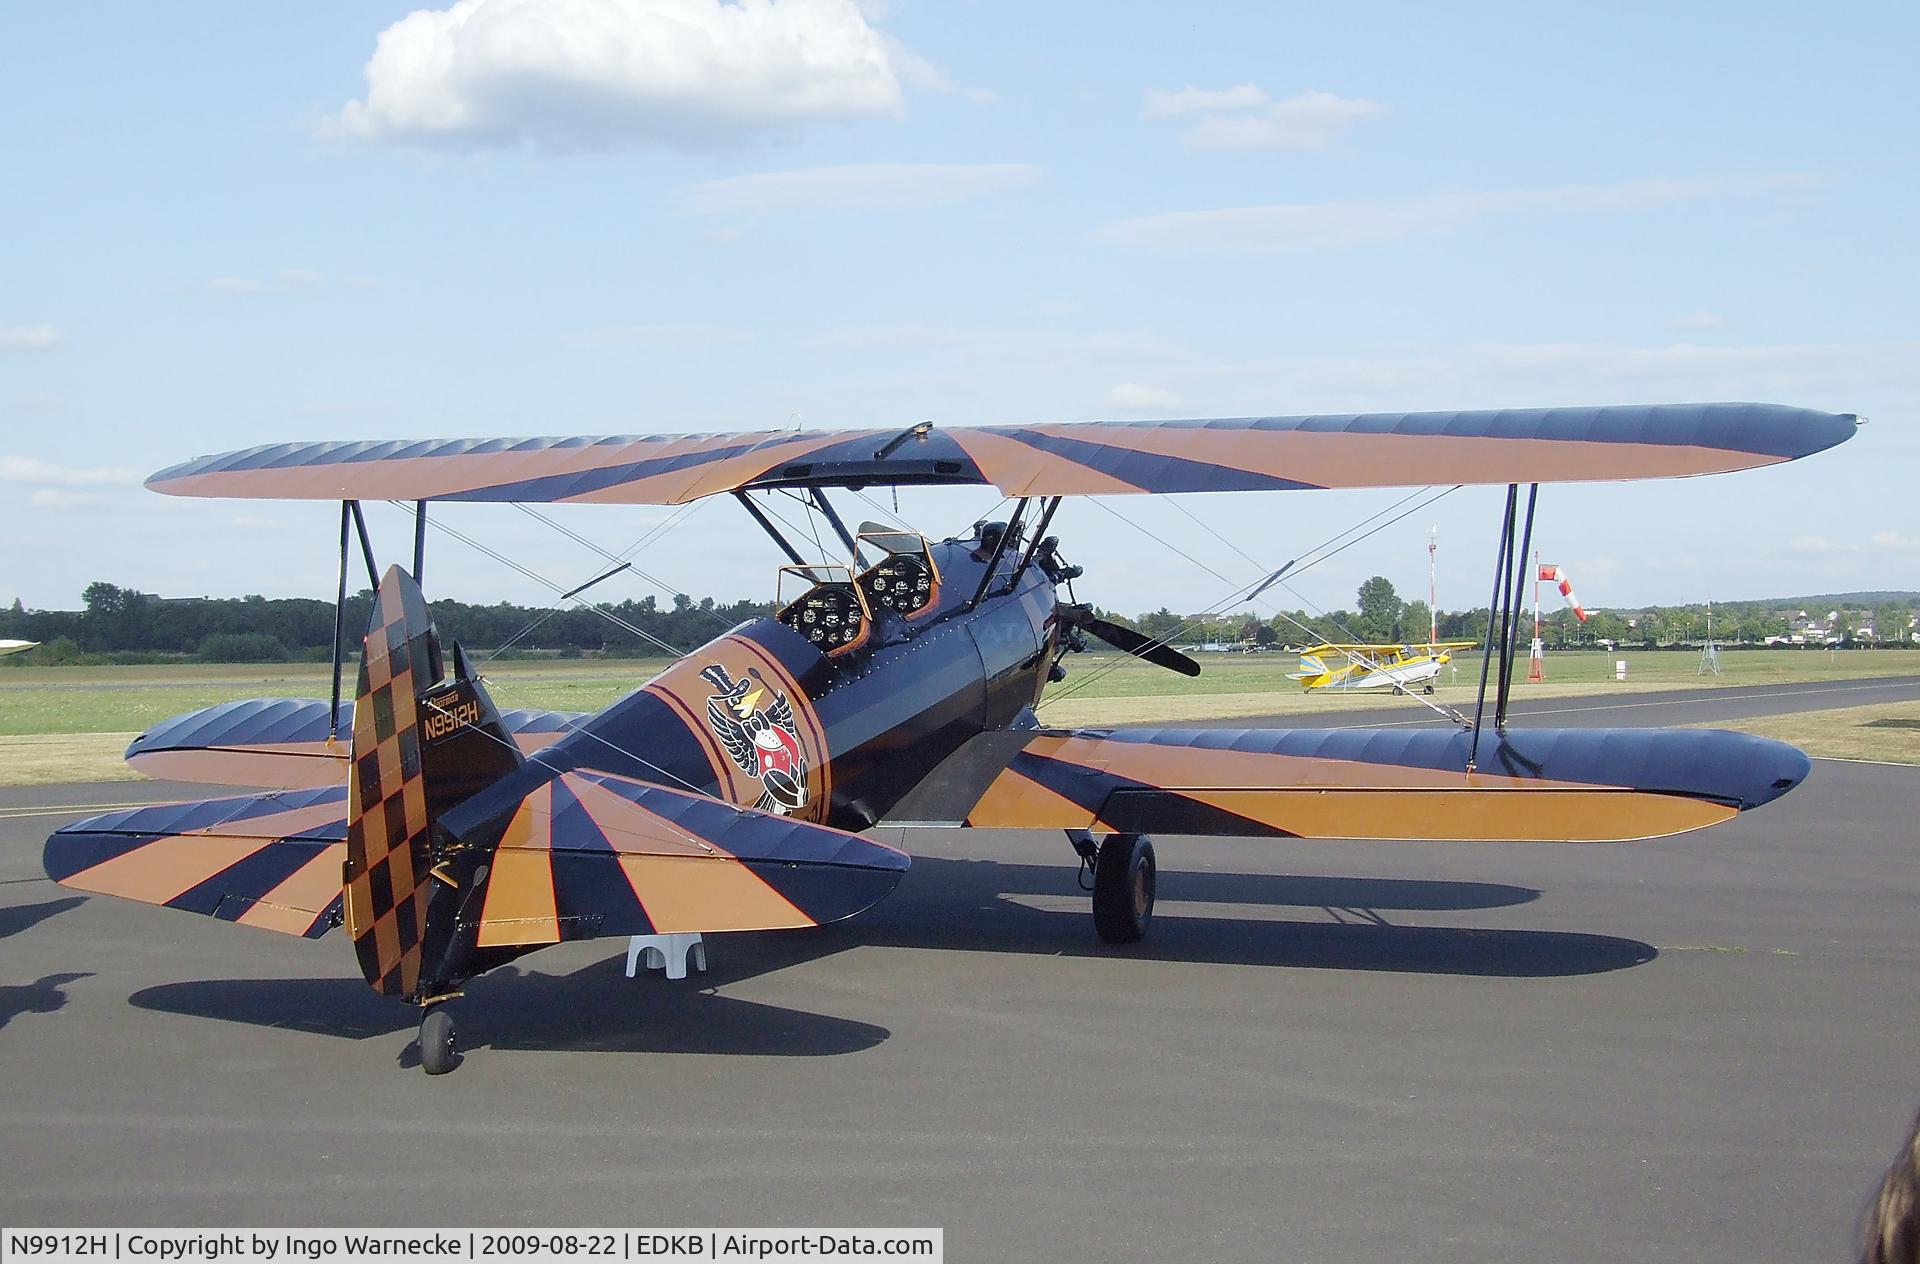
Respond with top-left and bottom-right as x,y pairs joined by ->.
3,1 -> 1915,628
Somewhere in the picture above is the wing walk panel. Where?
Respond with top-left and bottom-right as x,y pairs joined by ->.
963,726 -> 1808,842
44,785 -> 347,939
146,403 -> 1859,504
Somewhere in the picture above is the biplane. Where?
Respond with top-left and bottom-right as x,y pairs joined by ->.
1287,641 -> 1479,694
43,402 -> 1857,1073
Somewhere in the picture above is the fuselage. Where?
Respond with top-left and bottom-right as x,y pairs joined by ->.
441,529 -> 1060,841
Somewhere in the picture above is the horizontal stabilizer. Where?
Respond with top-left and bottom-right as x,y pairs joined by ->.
469,769 -> 910,948
45,786 -> 347,938
962,726 -> 1810,842
125,697 -> 586,788
145,403 -> 1858,504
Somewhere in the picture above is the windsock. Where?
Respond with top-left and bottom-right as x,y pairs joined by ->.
1538,564 -> 1589,622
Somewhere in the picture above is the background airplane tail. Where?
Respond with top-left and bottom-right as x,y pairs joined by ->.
343,565 -> 521,998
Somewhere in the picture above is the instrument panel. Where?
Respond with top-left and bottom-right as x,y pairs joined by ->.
778,578 -> 869,653
856,530 -> 940,620
861,553 -> 936,616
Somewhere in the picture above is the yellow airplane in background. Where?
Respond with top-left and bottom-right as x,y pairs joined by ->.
1287,641 -> 1480,694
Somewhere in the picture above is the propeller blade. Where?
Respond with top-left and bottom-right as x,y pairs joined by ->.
1082,616 -> 1201,677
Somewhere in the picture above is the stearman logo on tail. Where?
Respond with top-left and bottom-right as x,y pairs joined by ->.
701,663 -> 809,815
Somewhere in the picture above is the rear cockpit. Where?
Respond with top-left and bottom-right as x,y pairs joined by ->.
776,564 -> 872,656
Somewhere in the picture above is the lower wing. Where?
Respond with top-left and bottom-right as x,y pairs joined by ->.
903,726 -> 1808,842
124,697 -> 588,788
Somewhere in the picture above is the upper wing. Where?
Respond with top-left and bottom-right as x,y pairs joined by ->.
145,403 -> 1858,504
893,725 -> 1810,842
470,769 -> 909,948
45,786 -> 347,938
125,697 -> 587,788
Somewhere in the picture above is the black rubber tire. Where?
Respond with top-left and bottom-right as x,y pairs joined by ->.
1092,834 -> 1155,944
420,1008 -> 458,1076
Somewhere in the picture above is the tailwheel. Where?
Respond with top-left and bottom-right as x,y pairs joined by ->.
1092,833 -> 1156,944
419,1006 -> 459,1076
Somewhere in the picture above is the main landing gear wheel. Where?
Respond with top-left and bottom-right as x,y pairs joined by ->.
1092,833 -> 1156,944
419,1007 -> 459,1076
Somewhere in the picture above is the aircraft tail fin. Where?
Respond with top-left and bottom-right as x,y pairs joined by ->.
343,565 -> 522,998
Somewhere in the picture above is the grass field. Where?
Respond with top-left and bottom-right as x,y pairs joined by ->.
3,648 -> 1918,785
1689,700 -> 1920,765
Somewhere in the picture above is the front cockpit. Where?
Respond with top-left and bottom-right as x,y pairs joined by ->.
855,529 -> 941,619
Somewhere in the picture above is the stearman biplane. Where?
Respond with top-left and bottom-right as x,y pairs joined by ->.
43,403 -> 1858,1072
1286,641 -> 1480,694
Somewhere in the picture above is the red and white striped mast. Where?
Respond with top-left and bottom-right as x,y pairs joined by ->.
1528,548 -> 1545,681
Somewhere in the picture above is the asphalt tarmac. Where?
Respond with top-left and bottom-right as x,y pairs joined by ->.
3,684 -> 1917,1261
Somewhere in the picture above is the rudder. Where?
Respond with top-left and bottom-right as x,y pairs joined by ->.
343,565 -> 522,999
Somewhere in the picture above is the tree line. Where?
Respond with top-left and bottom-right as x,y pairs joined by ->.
3,577 -> 1913,666
0,582 -> 772,666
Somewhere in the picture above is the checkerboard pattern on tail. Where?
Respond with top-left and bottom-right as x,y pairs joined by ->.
343,566 -> 440,998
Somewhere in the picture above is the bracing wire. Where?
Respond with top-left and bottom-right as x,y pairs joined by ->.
513,502 -> 742,640
388,502 -> 684,657
1040,486 -> 1464,721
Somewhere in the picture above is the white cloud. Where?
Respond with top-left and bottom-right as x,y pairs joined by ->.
1105,382 -> 1184,413
1096,177 -> 1730,253
679,162 -> 1041,215
0,325 -> 60,351
1142,83 -> 1267,119
1670,310 -> 1726,330
1182,90 -> 1384,152
1870,530 -> 1920,550
882,34 -> 995,103
335,0 -> 910,151
0,456 -> 139,488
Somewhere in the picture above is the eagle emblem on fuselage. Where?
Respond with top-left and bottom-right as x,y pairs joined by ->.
700,663 -> 809,815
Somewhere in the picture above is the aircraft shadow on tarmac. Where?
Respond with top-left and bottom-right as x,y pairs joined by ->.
125,856 -> 1651,1056
131,960 -> 890,1058
722,856 -> 1655,981
0,896 -> 86,941
0,972 -> 91,1031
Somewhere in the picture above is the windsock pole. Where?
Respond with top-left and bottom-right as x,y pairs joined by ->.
1428,525 -> 1438,648
1528,549 -> 1545,682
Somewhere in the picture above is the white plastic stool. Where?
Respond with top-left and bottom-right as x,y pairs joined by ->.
624,932 -> 708,981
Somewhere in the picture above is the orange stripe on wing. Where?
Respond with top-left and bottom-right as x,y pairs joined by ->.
948,428 -> 1145,496
616,852 -> 814,933
563,773 -> 712,857
476,783 -> 560,947
966,767 -> 1103,831
236,842 -> 347,934
564,433 -> 850,505
1027,734 -> 1615,793
1013,425 -> 1782,492
65,837 -> 277,906
1168,786 -> 1737,842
